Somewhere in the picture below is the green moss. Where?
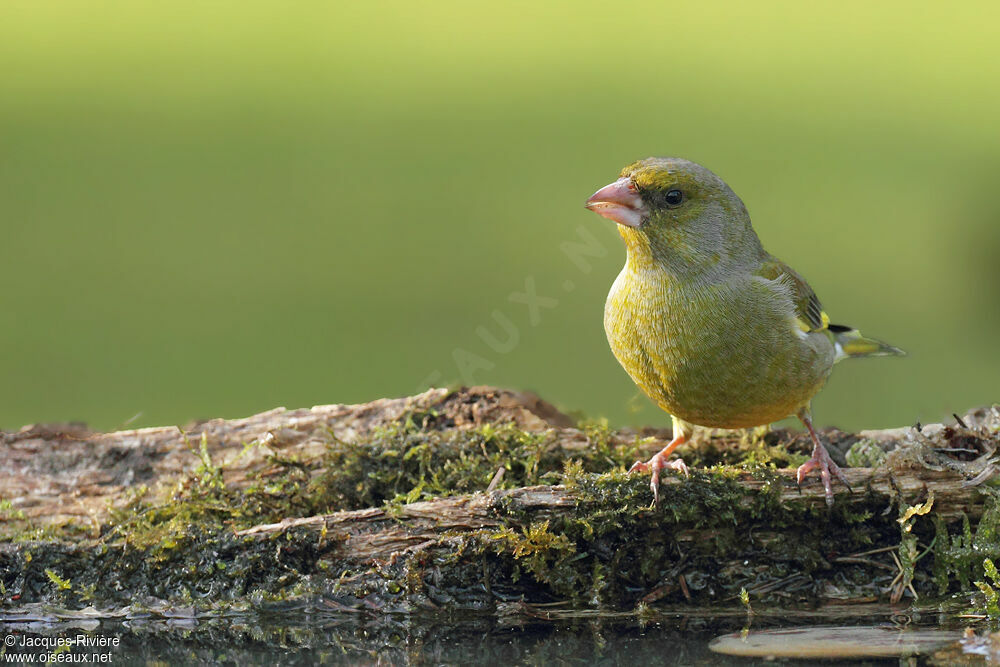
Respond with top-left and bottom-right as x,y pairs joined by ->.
2,409 -> 996,615
2,414 -> 643,610
0,498 -> 25,521
490,520 -> 576,587
472,463 -> 893,608
931,492 -> 1000,597
672,430 -> 807,469
975,558 -> 1000,618
90,418 -> 623,564
845,438 -> 888,468
307,419 -> 648,513
44,568 -> 71,591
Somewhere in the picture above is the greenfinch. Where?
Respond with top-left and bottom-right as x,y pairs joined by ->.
586,157 -> 902,505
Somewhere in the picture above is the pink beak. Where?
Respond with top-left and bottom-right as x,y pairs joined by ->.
585,177 -> 647,228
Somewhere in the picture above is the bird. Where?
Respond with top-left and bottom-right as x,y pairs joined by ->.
585,157 -> 903,506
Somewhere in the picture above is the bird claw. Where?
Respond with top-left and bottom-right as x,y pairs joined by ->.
796,447 -> 852,507
664,458 -> 690,476
629,454 -> 689,504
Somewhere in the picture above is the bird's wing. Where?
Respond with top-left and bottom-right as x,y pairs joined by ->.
756,258 -> 829,333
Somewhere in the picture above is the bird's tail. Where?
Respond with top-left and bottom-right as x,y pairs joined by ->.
828,324 -> 905,362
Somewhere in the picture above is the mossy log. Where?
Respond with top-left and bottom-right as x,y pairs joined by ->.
1,387 -> 998,616
237,467 -> 985,544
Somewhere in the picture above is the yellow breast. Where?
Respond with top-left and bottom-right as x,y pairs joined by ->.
603,265 -> 834,428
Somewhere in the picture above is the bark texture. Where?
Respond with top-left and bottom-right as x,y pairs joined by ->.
1,387 -> 997,613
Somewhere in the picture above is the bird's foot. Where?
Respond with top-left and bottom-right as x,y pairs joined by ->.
796,444 -> 852,507
629,452 -> 689,505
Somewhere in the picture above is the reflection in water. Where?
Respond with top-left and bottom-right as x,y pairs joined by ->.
0,606 -> 980,665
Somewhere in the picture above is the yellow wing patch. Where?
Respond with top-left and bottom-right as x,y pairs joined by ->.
797,309 -> 830,333
758,257 -> 828,333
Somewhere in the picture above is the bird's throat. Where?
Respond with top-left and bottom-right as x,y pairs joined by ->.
619,226 -> 662,272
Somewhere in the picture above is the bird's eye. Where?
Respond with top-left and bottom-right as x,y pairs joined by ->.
664,189 -> 684,207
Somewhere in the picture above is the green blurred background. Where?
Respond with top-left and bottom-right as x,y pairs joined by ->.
1,2 -> 997,432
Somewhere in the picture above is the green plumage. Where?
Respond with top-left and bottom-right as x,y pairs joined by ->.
595,157 -> 902,434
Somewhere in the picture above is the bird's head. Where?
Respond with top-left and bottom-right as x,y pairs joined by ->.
585,157 -> 763,273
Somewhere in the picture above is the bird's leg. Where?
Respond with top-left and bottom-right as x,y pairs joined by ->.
628,435 -> 689,504
795,410 -> 852,507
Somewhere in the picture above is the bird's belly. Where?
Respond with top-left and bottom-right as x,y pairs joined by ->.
604,277 -> 833,428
